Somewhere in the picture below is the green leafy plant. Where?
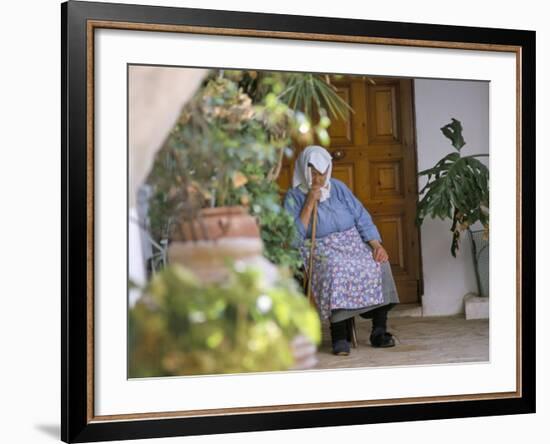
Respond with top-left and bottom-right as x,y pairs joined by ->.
239,162 -> 304,274
147,76 -> 279,238
147,72 -> 329,275
416,118 -> 489,257
129,263 -> 321,377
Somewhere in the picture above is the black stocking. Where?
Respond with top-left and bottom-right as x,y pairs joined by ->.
361,303 -> 396,331
329,319 -> 348,342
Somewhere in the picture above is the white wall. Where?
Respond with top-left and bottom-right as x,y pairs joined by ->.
414,79 -> 490,315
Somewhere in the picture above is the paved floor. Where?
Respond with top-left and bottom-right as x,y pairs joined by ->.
314,315 -> 489,370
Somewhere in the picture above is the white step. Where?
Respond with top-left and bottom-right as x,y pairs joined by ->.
388,303 -> 423,318
464,292 -> 489,320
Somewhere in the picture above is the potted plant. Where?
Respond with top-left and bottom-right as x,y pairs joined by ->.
416,118 -> 489,296
145,75 -> 271,278
147,71 -> 339,278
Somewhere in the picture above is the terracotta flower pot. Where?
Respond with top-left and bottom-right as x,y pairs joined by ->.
171,206 -> 260,242
167,237 -> 279,284
168,206 -> 273,284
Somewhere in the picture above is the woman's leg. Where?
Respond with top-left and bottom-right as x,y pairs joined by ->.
361,303 -> 397,347
329,317 -> 350,355
372,303 -> 396,329
360,303 -> 396,324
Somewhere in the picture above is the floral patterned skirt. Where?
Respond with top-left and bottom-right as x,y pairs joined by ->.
300,226 -> 384,321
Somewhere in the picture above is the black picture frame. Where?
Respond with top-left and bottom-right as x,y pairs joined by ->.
61,1 -> 536,442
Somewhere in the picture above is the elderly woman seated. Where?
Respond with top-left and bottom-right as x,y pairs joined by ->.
283,145 -> 400,356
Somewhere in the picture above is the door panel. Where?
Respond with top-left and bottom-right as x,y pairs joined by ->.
369,159 -> 404,199
331,163 -> 356,193
368,83 -> 401,145
278,165 -> 292,191
376,214 -> 404,270
330,87 -> 354,146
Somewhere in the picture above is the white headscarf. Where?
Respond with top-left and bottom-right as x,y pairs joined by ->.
292,145 -> 332,202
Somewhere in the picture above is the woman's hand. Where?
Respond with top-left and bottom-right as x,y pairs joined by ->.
368,240 -> 389,262
306,184 -> 322,204
373,246 -> 389,263
300,185 -> 322,230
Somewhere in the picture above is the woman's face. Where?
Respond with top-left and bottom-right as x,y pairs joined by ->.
309,164 -> 329,187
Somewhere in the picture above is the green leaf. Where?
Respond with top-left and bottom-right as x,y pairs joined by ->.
440,118 -> 466,151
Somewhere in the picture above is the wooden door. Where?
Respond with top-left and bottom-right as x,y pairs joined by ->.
277,76 -> 422,304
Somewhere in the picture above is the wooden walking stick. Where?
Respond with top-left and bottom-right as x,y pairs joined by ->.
306,200 -> 318,306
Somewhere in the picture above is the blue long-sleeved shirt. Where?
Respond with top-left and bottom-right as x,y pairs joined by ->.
283,178 -> 382,245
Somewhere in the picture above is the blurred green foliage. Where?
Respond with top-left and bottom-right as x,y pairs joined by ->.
129,263 -> 321,377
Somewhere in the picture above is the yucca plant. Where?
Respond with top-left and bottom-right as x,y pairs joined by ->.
416,118 -> 489,257
233,70 -> 353,122
278,73 -> 354,122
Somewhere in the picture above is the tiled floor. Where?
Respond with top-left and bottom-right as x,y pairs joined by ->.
313,315 -> 489,370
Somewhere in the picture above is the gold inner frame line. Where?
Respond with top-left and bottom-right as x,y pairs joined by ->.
85,19 -> 523,423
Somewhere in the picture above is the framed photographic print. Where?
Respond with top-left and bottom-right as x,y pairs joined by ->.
61,0 -> 536,442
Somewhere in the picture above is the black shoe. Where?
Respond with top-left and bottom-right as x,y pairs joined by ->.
332,339 -> 351,355
370,327 -> 396,348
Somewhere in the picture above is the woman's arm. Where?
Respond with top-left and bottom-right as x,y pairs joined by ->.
339,182 -> 382,243
368,239 -> 383,249
282,191 -> 307,242
337,181 -> 389,262
299,186 -> 321,230
283,187 -> 321,245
